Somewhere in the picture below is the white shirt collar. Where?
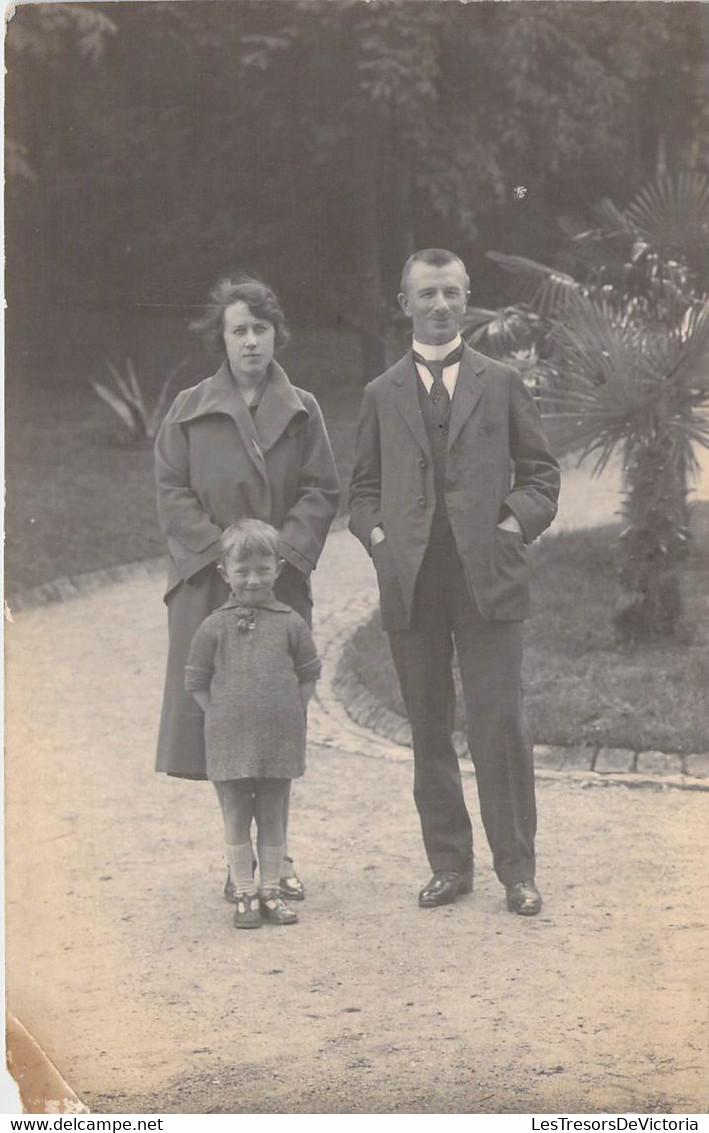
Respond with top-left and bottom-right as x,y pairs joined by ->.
412,334 -> 462,362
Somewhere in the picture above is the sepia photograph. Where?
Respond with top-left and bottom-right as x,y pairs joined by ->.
4,0 -> 709,1116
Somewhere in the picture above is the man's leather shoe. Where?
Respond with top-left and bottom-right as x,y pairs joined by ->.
506,880 -> 542,916
418,869 -> 473,908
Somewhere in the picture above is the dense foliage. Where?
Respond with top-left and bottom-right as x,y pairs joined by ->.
7,1 -> 709,380
464,173 -> 709,643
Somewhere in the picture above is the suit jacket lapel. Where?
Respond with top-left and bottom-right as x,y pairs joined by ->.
447,347 -> 486,451
391,356 -> 431,457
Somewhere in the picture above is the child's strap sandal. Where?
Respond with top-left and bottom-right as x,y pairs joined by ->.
279,856 -> 306,901
259,889 -> 298,925
225,858 -> 258,904
233,892 -> 261,930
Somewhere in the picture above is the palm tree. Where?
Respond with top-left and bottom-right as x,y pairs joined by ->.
544,293 -> 709,643
465,173 -> 709,643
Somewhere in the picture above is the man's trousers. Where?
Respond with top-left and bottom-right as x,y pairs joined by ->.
386,538 -> 537,885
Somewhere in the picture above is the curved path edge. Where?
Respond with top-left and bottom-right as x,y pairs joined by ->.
308,533 -> 709,792
5,531 -> 708,790
5,556 -> 168,616
329,642 -> 709,792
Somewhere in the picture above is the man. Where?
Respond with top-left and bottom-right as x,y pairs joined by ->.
349,248 -> 560,915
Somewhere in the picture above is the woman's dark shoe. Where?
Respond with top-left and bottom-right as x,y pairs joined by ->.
233,893 -> 261,929
506,880 -> 542,916
418,869 -> 474,908
279,856 -> 306,901
259,889 -> 299,925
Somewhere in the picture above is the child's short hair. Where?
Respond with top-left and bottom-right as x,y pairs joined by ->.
221,519 -> 281,566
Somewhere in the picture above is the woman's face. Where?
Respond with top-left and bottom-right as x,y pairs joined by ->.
223,300 -> 276,385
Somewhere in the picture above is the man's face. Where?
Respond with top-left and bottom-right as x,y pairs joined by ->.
398,261 -> 470,345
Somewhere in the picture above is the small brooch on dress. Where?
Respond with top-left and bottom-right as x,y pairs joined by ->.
234,606 -> 256,633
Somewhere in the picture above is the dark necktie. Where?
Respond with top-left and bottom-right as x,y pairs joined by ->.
412,342 -> 464,409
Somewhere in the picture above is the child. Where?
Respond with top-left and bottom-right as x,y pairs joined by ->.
185,519 -> 321,929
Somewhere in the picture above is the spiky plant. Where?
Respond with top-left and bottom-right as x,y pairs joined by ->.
90,358 -> 187,442
543,295 -> 709,643
468,173 -> 709,643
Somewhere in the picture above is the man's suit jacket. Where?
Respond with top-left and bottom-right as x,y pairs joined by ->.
348,344 -> 560,629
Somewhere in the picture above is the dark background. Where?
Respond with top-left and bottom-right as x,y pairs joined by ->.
6,0 -> 709,383
5,1 -> 709,596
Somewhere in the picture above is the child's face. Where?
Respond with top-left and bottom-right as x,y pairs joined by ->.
223,549 -> 280,606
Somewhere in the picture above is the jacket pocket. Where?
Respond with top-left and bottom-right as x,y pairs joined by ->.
489,526 -> 530,620
371,538 -> 409,631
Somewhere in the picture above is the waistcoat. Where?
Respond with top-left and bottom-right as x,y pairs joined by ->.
417,375 -> 453,546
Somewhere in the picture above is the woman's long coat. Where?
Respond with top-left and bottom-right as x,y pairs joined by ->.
155,360 -> 340,776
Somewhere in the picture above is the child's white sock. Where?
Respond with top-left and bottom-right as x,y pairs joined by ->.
226,842 -> 257,896
258,843 -> 285,892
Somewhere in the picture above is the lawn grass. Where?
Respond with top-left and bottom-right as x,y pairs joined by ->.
344,523 -> 709,755
5,316 -> 364,596
8,313 -> 709,753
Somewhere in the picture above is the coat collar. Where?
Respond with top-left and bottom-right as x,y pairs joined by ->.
171,360 -> 309,486
390,342 -> 487,453
253,363 -> 310,452
172,360 -> 309,455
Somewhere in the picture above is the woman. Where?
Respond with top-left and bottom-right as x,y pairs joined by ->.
155,275 -> 340,900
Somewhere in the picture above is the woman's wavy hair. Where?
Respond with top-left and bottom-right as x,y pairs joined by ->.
191,275 -> 290,354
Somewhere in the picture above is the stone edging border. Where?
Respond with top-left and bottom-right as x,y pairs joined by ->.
333,637 -> 709,789
5,557 -> 168,615
6,537 -> 708,790
4,515 -> 355,616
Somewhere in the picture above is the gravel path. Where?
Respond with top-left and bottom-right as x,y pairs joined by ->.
5,454 -> 709,1114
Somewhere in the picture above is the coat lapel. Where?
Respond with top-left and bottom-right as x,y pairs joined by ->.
172,360 -> 308,483
391,355 -> 431,457
172,361 -> 267,485
254,363 -> 309,453
447,346 -> 486,451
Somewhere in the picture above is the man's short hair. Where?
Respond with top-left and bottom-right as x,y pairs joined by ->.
399,248 -> 469,293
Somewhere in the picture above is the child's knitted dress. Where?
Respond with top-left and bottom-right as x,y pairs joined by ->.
185,597 -> 321,781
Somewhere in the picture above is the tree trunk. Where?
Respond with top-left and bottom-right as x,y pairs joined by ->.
612,428 -> 687,645
394,150 -> 415,271
353,119 -> 386,380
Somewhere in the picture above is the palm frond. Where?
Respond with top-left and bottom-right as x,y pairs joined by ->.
89,379 -> 141,435
105,359 -> 141,410
461,306 -> 500,330
149,360 -> 189,435
126,358 -> 147,416
624,172 -> 709,262
547,290 -> 709,477
462,305 -> 538,357
546,296 -> 662,462
486,251 -> 581,317
90,357 -> 182,441
672,300 -> 709,393
589,197 -> 632,238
